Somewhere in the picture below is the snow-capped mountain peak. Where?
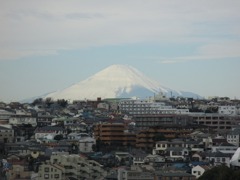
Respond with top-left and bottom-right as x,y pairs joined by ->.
45,64 -> 200,101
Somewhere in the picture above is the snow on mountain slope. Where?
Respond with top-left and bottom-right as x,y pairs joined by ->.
45,64 -> 200,101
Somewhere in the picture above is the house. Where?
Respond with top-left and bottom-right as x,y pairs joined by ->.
192,165 -> 211,179
205,151 -> 231,167
144,154 -> 165,164
192,152 -> 206,162
153,140 -> 185,155
165,147 -> 189,161
227,127 -> 240,146
133,153 -> 148,166
34,126 -> 67,140
67,132 -> 90,141
78,136 -> 96,153
211,142 -> 237,154
38,163 -> 64,180
185,140 -> 205,153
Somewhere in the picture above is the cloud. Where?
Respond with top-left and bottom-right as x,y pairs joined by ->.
0,0 -> 240,60
159,41 -> 240,64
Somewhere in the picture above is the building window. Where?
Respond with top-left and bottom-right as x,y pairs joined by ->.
44,174 -> 49,179
55,174 -> 59,178
44,168 -> 49,172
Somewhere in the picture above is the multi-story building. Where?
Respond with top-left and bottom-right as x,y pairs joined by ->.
0,125 -> 14,143
94,123 -> 136,146
37,114 -> 55,127
227,127 -> 240,146
134,114 -> 192,129
190,113 -> 240,131
9,114 -> 37,127
218,106 -> 238,115
0,109 -> 14,124
136,126 -> 193,150
119,99 -> 189,115
118,166 -> 154,180
38,152 -> 106,180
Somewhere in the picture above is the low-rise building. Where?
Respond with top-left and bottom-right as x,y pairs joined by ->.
34,126 -> 67,140
79,136 -> 96,153
192,165 -> 211,179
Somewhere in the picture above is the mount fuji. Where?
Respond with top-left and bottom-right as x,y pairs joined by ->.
45,64 -> 201,101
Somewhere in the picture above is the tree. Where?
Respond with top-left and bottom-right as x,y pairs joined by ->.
54,134 -> 63,141
57,99 -> 68,108
32,98 -> 43,106
198,165 -> 240,180
45,97 -> 54,107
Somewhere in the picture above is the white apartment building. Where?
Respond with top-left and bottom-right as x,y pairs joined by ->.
218,106 -> 238,115
119,99 -> 189,115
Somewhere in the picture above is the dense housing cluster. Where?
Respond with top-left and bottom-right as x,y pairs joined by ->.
1,95 -> 240,179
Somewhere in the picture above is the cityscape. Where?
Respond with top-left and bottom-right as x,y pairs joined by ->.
1,1 -> 240,180
1,87 -> 240,179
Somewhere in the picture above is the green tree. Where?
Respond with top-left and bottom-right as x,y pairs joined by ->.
198,166 -> 233,180
54,134 -> 63,141
57,99 -> 68,108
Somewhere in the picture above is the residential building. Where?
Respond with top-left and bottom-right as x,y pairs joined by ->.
0,125 -> 14,143
211,142 -> 237,154
134,114 -> 192,129
190,113 -> 239,131
94,123 -> 136,146
155,171 -> 196,180
218,106 -> 237,115
227,127 -> 240,146
118,166 -> 154,180
9,114 -> 37,127
192,165 -> 211,179
0,109 -> 14,124
34,126 -> 67,140
205,151 -> 231,167
79,136 -> 96,153
38,152 -> 106,180
37,114 -> 55,127
165,147 -> 189,161
138,127 -> 193,151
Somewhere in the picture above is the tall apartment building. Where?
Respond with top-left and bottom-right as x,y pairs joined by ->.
119,99 -> 189,115
94,123 -> 136,146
